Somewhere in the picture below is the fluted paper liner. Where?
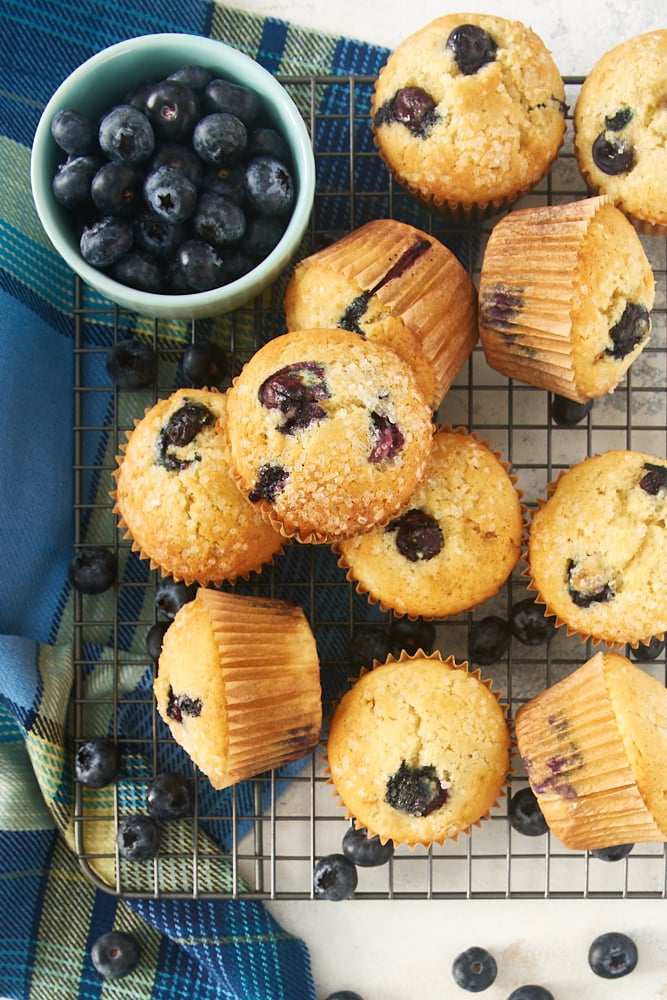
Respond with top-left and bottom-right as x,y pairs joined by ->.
515,652 -> 667,850
284,219 -> 478,409
479,197 -> 612,403
156,589 -> 322,789
333,425 -> 527,620
324,650 -> 511,850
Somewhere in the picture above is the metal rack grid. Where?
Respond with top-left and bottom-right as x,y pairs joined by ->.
71,74 -> 667,901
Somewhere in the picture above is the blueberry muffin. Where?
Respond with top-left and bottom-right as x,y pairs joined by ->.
515,651 -> 667,850
334,426 -> 524,619
283,219 -> 478,410
223,328 -> 434,544
574,29 -> 667,235
112,388 -> 285,586
478,197 -> 655,402
326,651 -> 510,848
154,588 -> 322,790
526,451 -> 667,647
371,13 -> 566,219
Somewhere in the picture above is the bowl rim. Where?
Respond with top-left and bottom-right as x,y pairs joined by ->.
30,32 -> 316,318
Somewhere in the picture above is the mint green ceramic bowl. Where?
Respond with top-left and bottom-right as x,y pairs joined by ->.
31,33 -> 315,319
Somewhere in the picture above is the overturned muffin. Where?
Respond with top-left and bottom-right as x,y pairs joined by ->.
223,328 -> 434,544
478,197 -> 655,402
284,219 -> 478,410
526,450 -> 667,647
155,589 -> 322,790
371,13 -> 566,219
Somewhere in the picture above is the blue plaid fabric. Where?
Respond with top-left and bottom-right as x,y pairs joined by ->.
0,2 -> 399,997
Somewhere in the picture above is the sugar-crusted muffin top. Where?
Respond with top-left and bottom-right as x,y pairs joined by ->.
371,13 -> 566,210
527,451 -> 667,646
223,328 -> 434,543
326,653 -> 510,847
574,29 -> 667,231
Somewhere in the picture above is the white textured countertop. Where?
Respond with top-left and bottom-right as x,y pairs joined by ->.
233,3 -> 667,998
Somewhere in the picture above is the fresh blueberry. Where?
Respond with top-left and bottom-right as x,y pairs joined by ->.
145,79 -> 200,142
342,825 -> 394,867
133,211 -> 187,260
507,987 -> 554,1000
106,338 -> 157,389
590,843 -> 634,862
123,78 -> 159,111
631,636 -> 665,661
146,620 -> 171,660
116,814 -> 160,862
146,771 -> 193,820
550,394 -> 594,427
51,154 -> 102,210
50,108 -> 98,155
325,993 -> 365,1000
468,616 -> 510,665
90,161 -> 144,216
349,625 -> 392,674
90,930 -> 141,979
74,736 -> 120,787
313,854 -> 358,900
588,931 -> 638,979
510,598 -> 557,646
98,104 -> 155,165
451,946 -> 498,992
446,24 -> 497,75
508,786 -> 548,837
244,156 -> 294,216
202,163 -> 247,203
224,248 -> 255,281
193,191 -> 246,247
174,238 -> 226,291
80,216 -> 133,268
150,141 -> 204,188
248,126 -> 291,163
241,215 -> 286,260
143,164 -> 198,223
112,251 -> 164,293
592,133 -> 635,175
192,112 -> 247,165
389,616 -> 436,656
167,64 -> 214,94
181,341 -> 228,388
68,546 -> 117,594
154,576 -> 197,619
204,78 -> 261,124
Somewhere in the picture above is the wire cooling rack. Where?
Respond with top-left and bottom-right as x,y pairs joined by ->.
71,75 -> 667,900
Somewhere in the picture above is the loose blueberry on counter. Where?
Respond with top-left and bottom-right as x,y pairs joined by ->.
550,393 -> 594,427
387,508 -> 443,561
507,987 -> 554,1000
446,24 -> 498,75
68,546 -> 117,595
349,625 -> 393,675
468,616 -> 511,665
451,945 -> 498,992
508,786 -> 548,837
146,620 -> 171,661
145,79 -> 200,142
80,215 -> 133,268
389,615 -> 436,656
50,107 -> 98,156
342,825 -> 394,867
385,760 -> 448,817
605,302 -> 650,359
74,736 -> 120,788
154,576 -> 197,619
592,133 -> 635,175
510,598 -> 557,646
146,771 -> 193,820
117,814 -> 160,862
98,104 -> 155,165
106,338 -> 157,389
90,930 -> 141,979
313,853 -> 358,900
590,842 -> 634,862
181,341 -> 228,388
244,155 -> 295,217
631,635 -> 665,661
588,931 -> 638,979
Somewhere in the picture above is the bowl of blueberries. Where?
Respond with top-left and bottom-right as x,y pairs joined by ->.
30,32 -> 316,318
